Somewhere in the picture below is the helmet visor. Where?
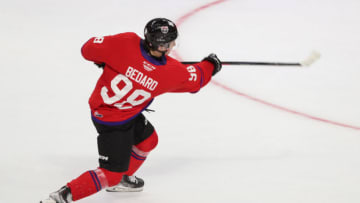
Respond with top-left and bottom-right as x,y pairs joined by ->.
157,40 -> 176,53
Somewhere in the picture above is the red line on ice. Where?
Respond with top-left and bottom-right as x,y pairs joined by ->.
173,0 -> 360,131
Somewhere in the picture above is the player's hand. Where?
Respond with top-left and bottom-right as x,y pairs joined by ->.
202,53 -> 222,76
94,62 -> 105,69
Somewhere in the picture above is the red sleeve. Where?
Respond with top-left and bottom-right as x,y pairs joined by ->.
81,35 -> 113,64
170,60 -> 215,93
81,32 -> 139,65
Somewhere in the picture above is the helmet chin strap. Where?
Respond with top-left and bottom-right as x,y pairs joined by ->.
144,40 -> 167,58
154,44 -> 171,56
152,49 -> 166,57
156,49 -> 167,55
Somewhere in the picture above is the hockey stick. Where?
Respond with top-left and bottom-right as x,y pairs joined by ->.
181,51 -> 321,67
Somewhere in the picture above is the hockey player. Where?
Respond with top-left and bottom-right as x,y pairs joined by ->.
40,18 -> 222,203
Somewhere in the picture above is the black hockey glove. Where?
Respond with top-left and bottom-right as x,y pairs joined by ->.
94,62 -> 105,69
202,53 -> 222,76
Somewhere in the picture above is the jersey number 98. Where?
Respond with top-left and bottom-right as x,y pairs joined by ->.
101,74 -> 151,109
187,66 -> 197,81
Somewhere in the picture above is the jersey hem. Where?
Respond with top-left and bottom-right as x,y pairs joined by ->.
91,99 -> 154,126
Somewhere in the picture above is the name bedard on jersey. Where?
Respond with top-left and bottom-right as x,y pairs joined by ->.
125,66 -> 158,91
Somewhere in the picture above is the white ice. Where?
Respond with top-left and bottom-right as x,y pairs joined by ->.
1,0 -> 360,203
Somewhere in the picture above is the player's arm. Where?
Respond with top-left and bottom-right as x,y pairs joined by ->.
81,35 -> 113,65
171,53 -> 222,93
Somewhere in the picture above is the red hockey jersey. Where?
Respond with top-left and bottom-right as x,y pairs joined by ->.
81,32 -> 215,124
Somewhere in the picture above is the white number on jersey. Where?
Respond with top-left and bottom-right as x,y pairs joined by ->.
93,37 -> 104,44
187,66 -> 197,81
101,74 -> 151,109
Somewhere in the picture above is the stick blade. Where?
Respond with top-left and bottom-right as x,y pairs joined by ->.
300,51 -> 321,67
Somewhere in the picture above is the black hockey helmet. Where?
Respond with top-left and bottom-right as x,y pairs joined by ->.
144,18 -> 178,51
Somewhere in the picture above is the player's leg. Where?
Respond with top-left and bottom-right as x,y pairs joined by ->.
41,167 -> 126,203
41,119 -> 136,203
106,114 -> 158,192
127,132 -> 158,176
67,129 -> 134,200
68,119 -> 136,200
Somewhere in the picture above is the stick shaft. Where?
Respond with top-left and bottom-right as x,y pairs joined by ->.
181,61 -> 301,66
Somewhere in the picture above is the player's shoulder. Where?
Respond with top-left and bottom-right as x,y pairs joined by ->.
164,55 -> 191,77
109,32 -> 141,42
88,32 -> 140,43
165,55 -> 184,67
100,32 -> 141,51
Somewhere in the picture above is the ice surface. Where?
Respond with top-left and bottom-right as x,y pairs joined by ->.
1,0 -> 360,202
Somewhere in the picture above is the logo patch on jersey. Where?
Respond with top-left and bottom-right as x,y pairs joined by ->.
99,155 -> 109,161
160,26 -> 169,34
143,61 -> 156,72
94,111 -> 103,118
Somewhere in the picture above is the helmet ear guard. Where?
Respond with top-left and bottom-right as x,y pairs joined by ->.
144,18 -> 178,52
